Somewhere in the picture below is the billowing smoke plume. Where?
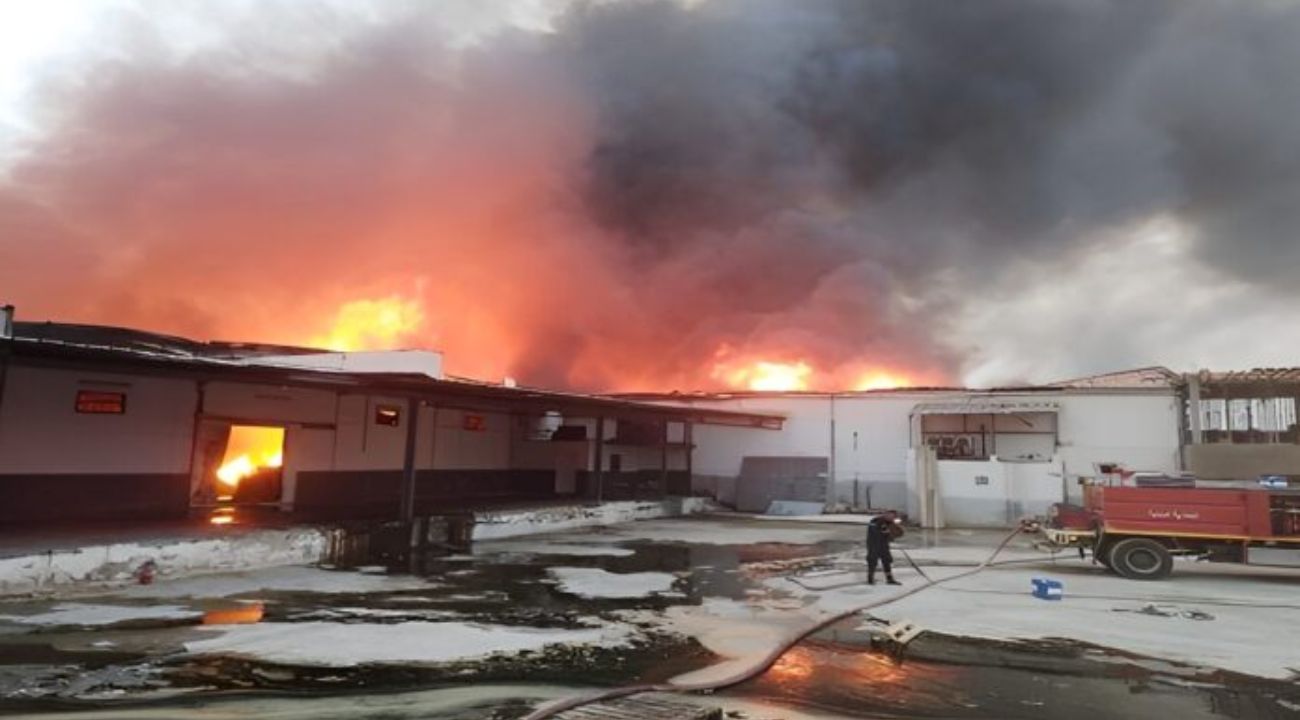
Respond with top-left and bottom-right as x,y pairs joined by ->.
3,0 -> 1300,390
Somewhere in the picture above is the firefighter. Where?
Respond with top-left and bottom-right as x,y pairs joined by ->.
867,511 -> 903,586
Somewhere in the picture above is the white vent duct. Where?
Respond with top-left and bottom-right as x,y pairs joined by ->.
529,411 -> 563,440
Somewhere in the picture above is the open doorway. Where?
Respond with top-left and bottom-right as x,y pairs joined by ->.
192,422 -> 286,519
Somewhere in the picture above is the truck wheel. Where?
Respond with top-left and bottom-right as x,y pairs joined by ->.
1108,538 -> 1173,580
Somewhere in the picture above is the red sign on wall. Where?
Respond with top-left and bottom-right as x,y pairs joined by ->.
75,390 -> 126,414
463,414 -> 486,432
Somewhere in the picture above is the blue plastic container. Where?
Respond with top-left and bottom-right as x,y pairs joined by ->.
1031,577 -> 1063,601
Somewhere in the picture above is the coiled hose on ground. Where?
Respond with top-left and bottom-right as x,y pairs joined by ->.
522,525 -> 1029,720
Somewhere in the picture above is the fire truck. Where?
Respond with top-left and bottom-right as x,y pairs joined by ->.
1042,478 -> 1300,580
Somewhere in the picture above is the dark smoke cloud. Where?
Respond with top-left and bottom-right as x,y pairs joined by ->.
3,0 -> 1299,389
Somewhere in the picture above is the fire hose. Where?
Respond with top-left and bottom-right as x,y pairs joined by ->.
521,524 -> 1030,720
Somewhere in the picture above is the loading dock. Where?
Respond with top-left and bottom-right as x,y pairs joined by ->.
0,322 -> 783,527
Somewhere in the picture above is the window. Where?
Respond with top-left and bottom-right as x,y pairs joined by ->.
551,425 -> 588,441
926,433 -> 986,460
1194,396 -> 1298,443
920,412 -> 1057,462
609,453 -> 622,472
75,390 -> 126,414
374,405 -> 401,426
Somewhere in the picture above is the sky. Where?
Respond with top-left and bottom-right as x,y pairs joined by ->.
2,0 -> 1299,392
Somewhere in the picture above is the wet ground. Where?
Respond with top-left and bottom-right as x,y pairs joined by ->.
0,517 -> 1297,719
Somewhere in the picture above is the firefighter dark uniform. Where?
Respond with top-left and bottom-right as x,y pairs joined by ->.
867,514 -> 902,585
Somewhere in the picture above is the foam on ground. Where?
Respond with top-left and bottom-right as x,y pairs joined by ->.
548,567 -> 678,599
184,620 -> 633,667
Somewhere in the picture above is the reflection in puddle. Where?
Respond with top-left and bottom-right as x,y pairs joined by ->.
1,526 -> 1296,719
735,641 -> 1285,720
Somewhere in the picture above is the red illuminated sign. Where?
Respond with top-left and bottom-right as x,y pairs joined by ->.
463,414 -> 486,432
75,390 -> 126,414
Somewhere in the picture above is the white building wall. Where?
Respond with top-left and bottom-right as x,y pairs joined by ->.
203,382 -> 336,425
667,389 -> 1180,525
686,397 -> 829,506
830,394 -> 963,509
936,459 -> 1011,526
1007,459 -> 1067,519
689,397 -> 833,477
682,393 -> 961,508
287,426 -> 337,472
916,392 -> 1181,526
1053,393 -> 1182,492
281,425 -> 336,509
932,458 -> 1068,527
429,409 -> 511,469
332,394 -> 408,471
0,366 -> 196,474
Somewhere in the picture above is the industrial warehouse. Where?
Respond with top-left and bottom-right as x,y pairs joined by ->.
3,311 -> 1297,530
5,1 -> 1300,716
3,312 -> 1300,717
635,368 -> 1300,527
0,314 -> 780,527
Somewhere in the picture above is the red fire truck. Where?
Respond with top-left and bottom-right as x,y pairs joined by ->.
1042,483 -> 1300,579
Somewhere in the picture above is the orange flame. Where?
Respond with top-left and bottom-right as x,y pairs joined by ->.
310,296 -> 425,352
854,371 -> 911,391
714,360 -> 813,391
215,426 -> 285,489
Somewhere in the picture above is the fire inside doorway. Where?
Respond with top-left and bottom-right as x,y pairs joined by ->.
192,423 -> 286,523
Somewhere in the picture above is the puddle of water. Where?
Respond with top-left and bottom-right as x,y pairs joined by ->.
2,529 -> 1296,719
731,641 -> 1299,720
0,684 -> 559,720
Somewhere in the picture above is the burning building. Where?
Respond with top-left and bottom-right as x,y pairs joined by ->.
624,367 -> 1300,528
0,315 -> 780,527
2,308 -> 1295,531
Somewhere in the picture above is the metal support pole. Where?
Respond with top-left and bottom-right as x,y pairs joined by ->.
989,413 -> 997,459
828,395 -> 837,507
1187,373 -> 1203,446
659,419 -> 669,497
0,306 -> 13,437
594,416 -> 606,503
399,397 -> 421,523
1224,386 -> 1234,445
684,421 -> 694,493
184,381 -> 207,512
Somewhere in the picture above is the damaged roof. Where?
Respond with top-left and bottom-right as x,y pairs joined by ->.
1051,366 -> 1180,389
4,321 -> 783,428
13,320 -> 330,359
1190,367 -> 1300,386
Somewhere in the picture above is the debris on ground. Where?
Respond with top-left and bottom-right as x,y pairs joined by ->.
1112,604 -> 1216,621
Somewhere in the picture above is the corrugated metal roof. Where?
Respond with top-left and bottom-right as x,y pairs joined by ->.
4,324 -> 783,427
616,387 -> 966,401
1053,366 -> 1179,389
1194,368 -> 1300,385
912,399 -> 1060,415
